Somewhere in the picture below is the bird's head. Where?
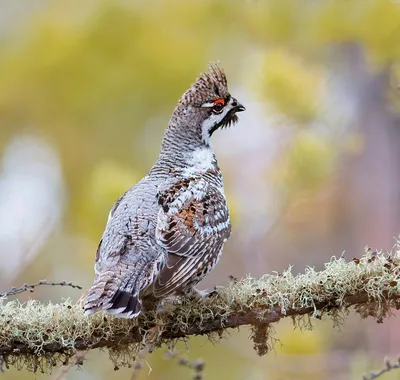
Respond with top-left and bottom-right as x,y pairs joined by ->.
168,63 -> 245,147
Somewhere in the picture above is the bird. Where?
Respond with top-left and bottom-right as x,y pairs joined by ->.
83,63 -> 245,318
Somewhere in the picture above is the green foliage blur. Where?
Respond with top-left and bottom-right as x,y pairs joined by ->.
1,0 -> 400,379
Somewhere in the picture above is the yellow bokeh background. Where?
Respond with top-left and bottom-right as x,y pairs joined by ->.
1,0 -> 400,379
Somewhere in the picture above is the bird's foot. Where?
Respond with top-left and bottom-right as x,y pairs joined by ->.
153,296 -> 176,316
184,286 -> 220,300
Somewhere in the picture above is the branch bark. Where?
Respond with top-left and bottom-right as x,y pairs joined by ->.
0,249 -> 399,373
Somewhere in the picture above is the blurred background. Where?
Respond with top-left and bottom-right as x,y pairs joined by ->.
1,0 -> 400,379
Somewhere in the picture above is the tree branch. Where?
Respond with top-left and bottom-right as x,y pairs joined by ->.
363,356 -> 400,380
0,280 -> 82,297
0,248 -> 399,373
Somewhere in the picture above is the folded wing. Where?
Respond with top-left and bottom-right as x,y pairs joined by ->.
154,177 -> 231,296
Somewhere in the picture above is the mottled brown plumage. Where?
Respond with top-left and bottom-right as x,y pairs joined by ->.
84,63 -> 245,318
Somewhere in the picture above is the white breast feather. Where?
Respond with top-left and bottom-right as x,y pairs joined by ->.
183,147 -> 215,177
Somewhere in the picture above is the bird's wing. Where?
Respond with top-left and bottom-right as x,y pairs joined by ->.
154,177 -> 231,296
94,190 -> 131,265
86,182 -> 164,317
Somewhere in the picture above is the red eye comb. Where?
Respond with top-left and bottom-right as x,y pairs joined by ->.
213,98 -> 225,106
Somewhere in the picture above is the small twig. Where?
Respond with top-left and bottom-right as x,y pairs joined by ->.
51,350 -> 87,380
130,358 -> 144,380
363,356 -> 400,380
130,345 -> 152,380
0,355 -> 4,373
0,280 -> 82,297
165,348 -> 205,380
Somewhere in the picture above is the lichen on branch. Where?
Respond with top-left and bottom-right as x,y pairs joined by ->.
0,248 -> 399,374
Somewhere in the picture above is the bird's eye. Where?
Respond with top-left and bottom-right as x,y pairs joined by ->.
212,99 -> 225,113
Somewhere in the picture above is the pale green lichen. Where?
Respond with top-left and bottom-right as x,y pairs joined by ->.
0,248 -> 399,373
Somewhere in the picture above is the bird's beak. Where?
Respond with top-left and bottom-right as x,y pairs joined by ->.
232,98 -> 245,112
235,103 -> 246,112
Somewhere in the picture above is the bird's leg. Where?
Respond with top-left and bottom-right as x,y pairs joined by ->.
142,294 -> 177,316
184,286 -> 219,300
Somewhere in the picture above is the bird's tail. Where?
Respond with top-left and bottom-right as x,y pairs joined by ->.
83,272 -> 142,318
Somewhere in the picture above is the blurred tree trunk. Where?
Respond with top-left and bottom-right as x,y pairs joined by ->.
334,43 -> 400,253
333,43 -> 400,355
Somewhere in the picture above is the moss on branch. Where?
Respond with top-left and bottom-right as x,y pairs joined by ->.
0,248 -> 399,373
